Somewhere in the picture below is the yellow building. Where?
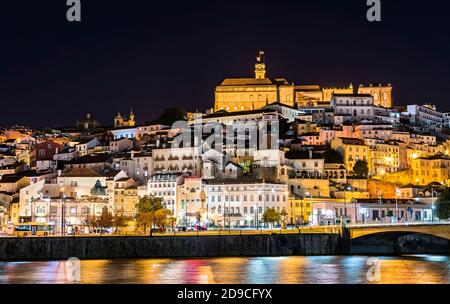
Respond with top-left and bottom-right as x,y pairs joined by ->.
113,178 -> 138,218
177,177 -> 206,226
288,196 -> 312,225
294,84 -> 354,106
322,84 -> 354,102
370,142 -> 401,176
410,156 -> 450,186
358,84 -> 393,108
331,137 -> 370,175
214,51 -> 295,112
294,85 -> 323,106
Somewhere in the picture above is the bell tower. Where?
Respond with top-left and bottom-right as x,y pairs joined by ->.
254,50 -> 266,79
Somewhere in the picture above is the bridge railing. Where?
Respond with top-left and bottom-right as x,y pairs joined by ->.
346,221 -> 450,229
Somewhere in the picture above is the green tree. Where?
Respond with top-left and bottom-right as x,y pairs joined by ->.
263,208 -> 280,229
324,147 -> 344,164
436,188 -> 450,220
353,159 -> 369,178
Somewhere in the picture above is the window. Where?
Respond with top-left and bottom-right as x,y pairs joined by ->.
36,205 -> 46,214
50,206 -> 58,214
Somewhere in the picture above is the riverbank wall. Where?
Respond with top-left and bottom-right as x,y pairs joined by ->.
0,234 -> 342,260
0,233 -> 448,260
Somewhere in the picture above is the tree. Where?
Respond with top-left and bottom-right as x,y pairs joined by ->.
85,214 -> 98,233
436,188 -> 450,220
154,208 -> 173,229
157,107 -> 187,126
112,214 -> 131,234
97,208 -> 113,234
280,209 -> 288,229
324,147 -> 343,164
353,159 -> 369,178
263,208 -> 280,229
135,195 -> 169,235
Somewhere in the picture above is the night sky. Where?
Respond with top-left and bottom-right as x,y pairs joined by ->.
1,0 -> 450,129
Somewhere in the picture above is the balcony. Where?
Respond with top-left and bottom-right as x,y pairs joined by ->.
224,213 -> 242,217
168,156 -> 179,161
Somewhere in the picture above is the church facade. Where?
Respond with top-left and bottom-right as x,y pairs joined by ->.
114,110 -> 135,128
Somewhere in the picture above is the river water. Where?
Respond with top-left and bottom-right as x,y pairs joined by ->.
0,255 -> 449,284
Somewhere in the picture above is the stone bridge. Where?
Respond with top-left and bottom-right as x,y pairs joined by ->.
344,222 -> 450,254
346,222 -> 450,240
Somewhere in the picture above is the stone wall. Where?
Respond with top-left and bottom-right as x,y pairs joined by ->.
0,234 -> 342,261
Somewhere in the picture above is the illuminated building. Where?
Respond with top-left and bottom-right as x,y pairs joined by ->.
331,137 -> 370,175
204,179 -> 288,229
113,177 -> 138,218
410,156 -> 450,186
358,83 -> 393,108
214,51 -> 295,112
114,109 -> 136,128
287,196 -> 312,225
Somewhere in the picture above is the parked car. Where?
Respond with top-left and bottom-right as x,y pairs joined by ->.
151,227 -> 166,234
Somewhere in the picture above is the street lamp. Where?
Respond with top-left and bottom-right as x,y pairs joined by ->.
223,187 -> 227,230
257,188 -> 261,230
60,187 -> 65,236
395,187 -> 400,222
431,185 -> 436,223
343,186 -> 351,226
305,192 -> 314,225
228,190 -> 231,232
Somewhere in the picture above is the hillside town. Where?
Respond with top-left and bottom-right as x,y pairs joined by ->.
1,51 -> 450,235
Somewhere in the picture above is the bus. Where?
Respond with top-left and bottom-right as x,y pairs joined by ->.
10,222 -> 55,237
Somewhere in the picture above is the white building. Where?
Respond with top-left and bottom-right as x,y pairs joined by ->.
405,104 -> 450,130
152,145 -> 202,176
147,173 -> 185,218
110,138 -> 133,153
331,94 -> 378,124
204,179 -> 288,229
111,127 -> 137,140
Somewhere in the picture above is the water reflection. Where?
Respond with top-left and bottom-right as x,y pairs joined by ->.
0,255 -> 448,284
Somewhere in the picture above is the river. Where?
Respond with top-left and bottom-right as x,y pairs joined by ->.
0,255 -> 449,284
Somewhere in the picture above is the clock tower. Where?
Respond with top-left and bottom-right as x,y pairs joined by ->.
254,50 -> 266,79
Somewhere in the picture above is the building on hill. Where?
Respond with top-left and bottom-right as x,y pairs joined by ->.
358,83 -> 393,108
76,113 -> 100,130
114,110 -> 135,128
214,51 -> 295,112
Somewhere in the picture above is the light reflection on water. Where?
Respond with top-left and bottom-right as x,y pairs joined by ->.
0,255 -> 449,284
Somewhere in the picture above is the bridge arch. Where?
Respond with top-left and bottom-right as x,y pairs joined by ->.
348,224 -> 450,240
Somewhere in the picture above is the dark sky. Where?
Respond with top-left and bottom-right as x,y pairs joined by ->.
1,0 -> 450,129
